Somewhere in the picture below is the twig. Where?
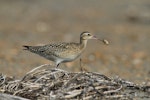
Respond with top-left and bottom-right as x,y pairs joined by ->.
21,64 -> 51,81
103,85 -> 122,94
63,73 -> 85,88
0,74 -> 6,86
65,90 -> 82,98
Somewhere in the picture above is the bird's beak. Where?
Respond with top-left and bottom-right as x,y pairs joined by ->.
92,35 -> 109,45
92,35 -> 98,39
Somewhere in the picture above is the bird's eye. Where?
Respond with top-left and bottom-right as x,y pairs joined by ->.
87,33 -> 90,36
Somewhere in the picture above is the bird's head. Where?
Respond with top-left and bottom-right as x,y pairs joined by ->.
80,31 -> 109,45
80,31 -> 96,40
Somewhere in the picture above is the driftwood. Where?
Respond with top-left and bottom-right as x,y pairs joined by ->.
0,64 -> 149,100
0,93 -> 29,100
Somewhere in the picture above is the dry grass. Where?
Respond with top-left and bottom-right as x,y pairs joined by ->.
0,64 -> 149,100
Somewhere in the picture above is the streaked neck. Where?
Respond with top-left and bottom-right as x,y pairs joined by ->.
80,38 -> 88,50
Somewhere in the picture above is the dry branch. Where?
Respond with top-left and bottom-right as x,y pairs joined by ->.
0,64 -> 149,100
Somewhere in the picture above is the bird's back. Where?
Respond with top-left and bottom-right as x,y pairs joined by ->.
23,42 -> 82,62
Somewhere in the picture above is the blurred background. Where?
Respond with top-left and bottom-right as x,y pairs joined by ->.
0,0 -> 149,84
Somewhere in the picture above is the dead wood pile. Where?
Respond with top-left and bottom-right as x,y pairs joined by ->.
0,64 -> 149,100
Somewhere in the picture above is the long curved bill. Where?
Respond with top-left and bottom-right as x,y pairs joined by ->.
92,36 -> 109,45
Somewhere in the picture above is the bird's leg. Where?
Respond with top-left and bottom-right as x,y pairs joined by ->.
53,63 -> 69,78
80,58 -> 83,72
80,58 -> 85,72
55,63 -> 60,68
80,58 -> 88,72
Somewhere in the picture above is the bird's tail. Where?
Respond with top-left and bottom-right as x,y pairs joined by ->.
23,45 -> 31,50
23,45 -> 41,53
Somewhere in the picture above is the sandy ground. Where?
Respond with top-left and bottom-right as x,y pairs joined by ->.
0,0 -> 150,84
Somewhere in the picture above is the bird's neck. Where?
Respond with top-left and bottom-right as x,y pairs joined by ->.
80,38 -> 88,50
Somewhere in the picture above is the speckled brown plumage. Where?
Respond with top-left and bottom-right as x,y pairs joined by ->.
23,32 -> 102,67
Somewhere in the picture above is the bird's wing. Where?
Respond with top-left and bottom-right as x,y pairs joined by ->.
43,42 -> 79,57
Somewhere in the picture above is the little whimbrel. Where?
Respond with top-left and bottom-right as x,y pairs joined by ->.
23,32 -> 109,68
